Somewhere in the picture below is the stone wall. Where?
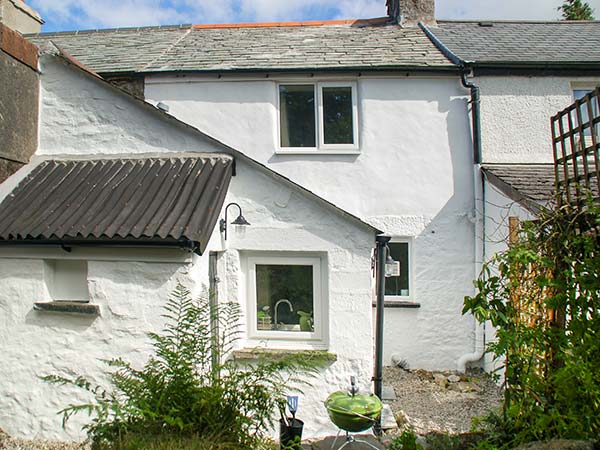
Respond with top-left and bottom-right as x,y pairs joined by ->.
0,23 -> 38,183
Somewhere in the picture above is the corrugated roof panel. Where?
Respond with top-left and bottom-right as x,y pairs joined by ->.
0,155 -> 233,253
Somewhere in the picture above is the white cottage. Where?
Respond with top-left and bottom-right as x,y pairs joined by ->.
0,48 -> 381,440
28,0 -> 481,373
2,0 -> 599,441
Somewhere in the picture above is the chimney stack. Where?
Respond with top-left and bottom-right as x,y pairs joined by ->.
387,0 -> 436,26
0,0 -> 43,35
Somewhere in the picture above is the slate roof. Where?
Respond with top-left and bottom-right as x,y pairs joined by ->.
483,164 -> 556,214
429,20 -> 600,67
0,155 -> 233,254
27,20 -> 455,74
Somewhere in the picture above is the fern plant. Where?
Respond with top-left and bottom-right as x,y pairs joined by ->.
44,283 -> 323,449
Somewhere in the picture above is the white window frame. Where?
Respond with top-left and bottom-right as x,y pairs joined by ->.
246,255 -> 326,343
384,238 -> 414,302
276,81 -> 359,154
572,84 -> 600,142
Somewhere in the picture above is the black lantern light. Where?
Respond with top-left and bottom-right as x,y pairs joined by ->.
219,202 -> 250,240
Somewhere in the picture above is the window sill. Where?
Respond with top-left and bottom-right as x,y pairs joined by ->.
275,149 -> 361,156
372,301 -> 421,309
33,301 -> 100,316
232,348 -> 337,364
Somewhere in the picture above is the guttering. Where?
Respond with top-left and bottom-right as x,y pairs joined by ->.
0,239 -> 201,254
373,234 -> 391,435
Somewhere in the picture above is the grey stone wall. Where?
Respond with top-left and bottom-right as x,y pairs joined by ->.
0,49 -> 39,183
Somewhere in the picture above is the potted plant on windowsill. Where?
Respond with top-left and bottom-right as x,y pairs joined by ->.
257,306 -> 273,330
297,311 -> 313,332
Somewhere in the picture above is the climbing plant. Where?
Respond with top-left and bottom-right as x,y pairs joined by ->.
464,196 -> 600,446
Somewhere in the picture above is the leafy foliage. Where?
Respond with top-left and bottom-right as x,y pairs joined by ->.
558,0 -> 595,20
464,198 -> 600,446
388,429 -> 424,450
44,283 -> 324,449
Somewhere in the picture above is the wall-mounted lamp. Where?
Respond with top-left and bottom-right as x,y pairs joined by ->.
219,202 -> 250,240
385,246 -> 400,278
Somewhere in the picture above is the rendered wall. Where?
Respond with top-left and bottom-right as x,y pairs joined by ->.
37,56 -> 223,156
213,159 -> 376,438
145,74 -> 478,370
477,76 -> 600,164
0,250 -> 193,440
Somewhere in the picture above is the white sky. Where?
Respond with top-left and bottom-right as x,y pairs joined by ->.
28,0 -> 600,32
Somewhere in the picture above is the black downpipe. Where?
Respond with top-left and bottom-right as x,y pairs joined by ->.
373,234 -> 391,435
461,72 -> 482,164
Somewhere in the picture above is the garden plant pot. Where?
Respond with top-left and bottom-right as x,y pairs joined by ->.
279,417 -> 303,450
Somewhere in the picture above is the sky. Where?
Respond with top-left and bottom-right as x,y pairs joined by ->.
28,0 -> 600,33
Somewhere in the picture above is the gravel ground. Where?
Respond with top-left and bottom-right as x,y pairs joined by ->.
0,429 -> 89,450
384,367 -> 503,435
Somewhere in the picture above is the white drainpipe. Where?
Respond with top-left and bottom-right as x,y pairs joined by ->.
457,164 -> 486,372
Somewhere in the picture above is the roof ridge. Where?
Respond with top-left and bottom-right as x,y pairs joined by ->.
191,17 -> 391,29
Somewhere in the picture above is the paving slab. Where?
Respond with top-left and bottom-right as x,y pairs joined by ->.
380,403 -> 398,430
381,385 -> 396,400
310,435 -> 385,449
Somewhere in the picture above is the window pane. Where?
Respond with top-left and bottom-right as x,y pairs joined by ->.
322,86 -> 354,145
573,89 -> 599,138
256,264 -> 314,332
279,85 -> 316,148
385,243 -> 409,297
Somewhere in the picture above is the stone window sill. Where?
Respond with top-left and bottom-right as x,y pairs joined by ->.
33,301 -> 100,316
232,348 -> 337,363
372,301 -> 421,309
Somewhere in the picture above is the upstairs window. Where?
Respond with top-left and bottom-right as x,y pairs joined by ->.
573,88 -> 599,138
278,82 -> 358,152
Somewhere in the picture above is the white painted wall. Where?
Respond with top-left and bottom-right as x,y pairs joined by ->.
0,252 -> 193,440
477,76 -> 600,164
214,159 -> 376,438
145,74 -> 478,371
0,55 -> 376,441
38,56 -> 225,156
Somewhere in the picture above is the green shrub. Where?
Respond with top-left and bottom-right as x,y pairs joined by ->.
388,429 -> 424,450
45,283 -> 324,449
464,197 -> 600,447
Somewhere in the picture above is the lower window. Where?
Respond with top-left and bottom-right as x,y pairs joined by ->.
247,255 -> 323,341
385,241 -> 411,299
